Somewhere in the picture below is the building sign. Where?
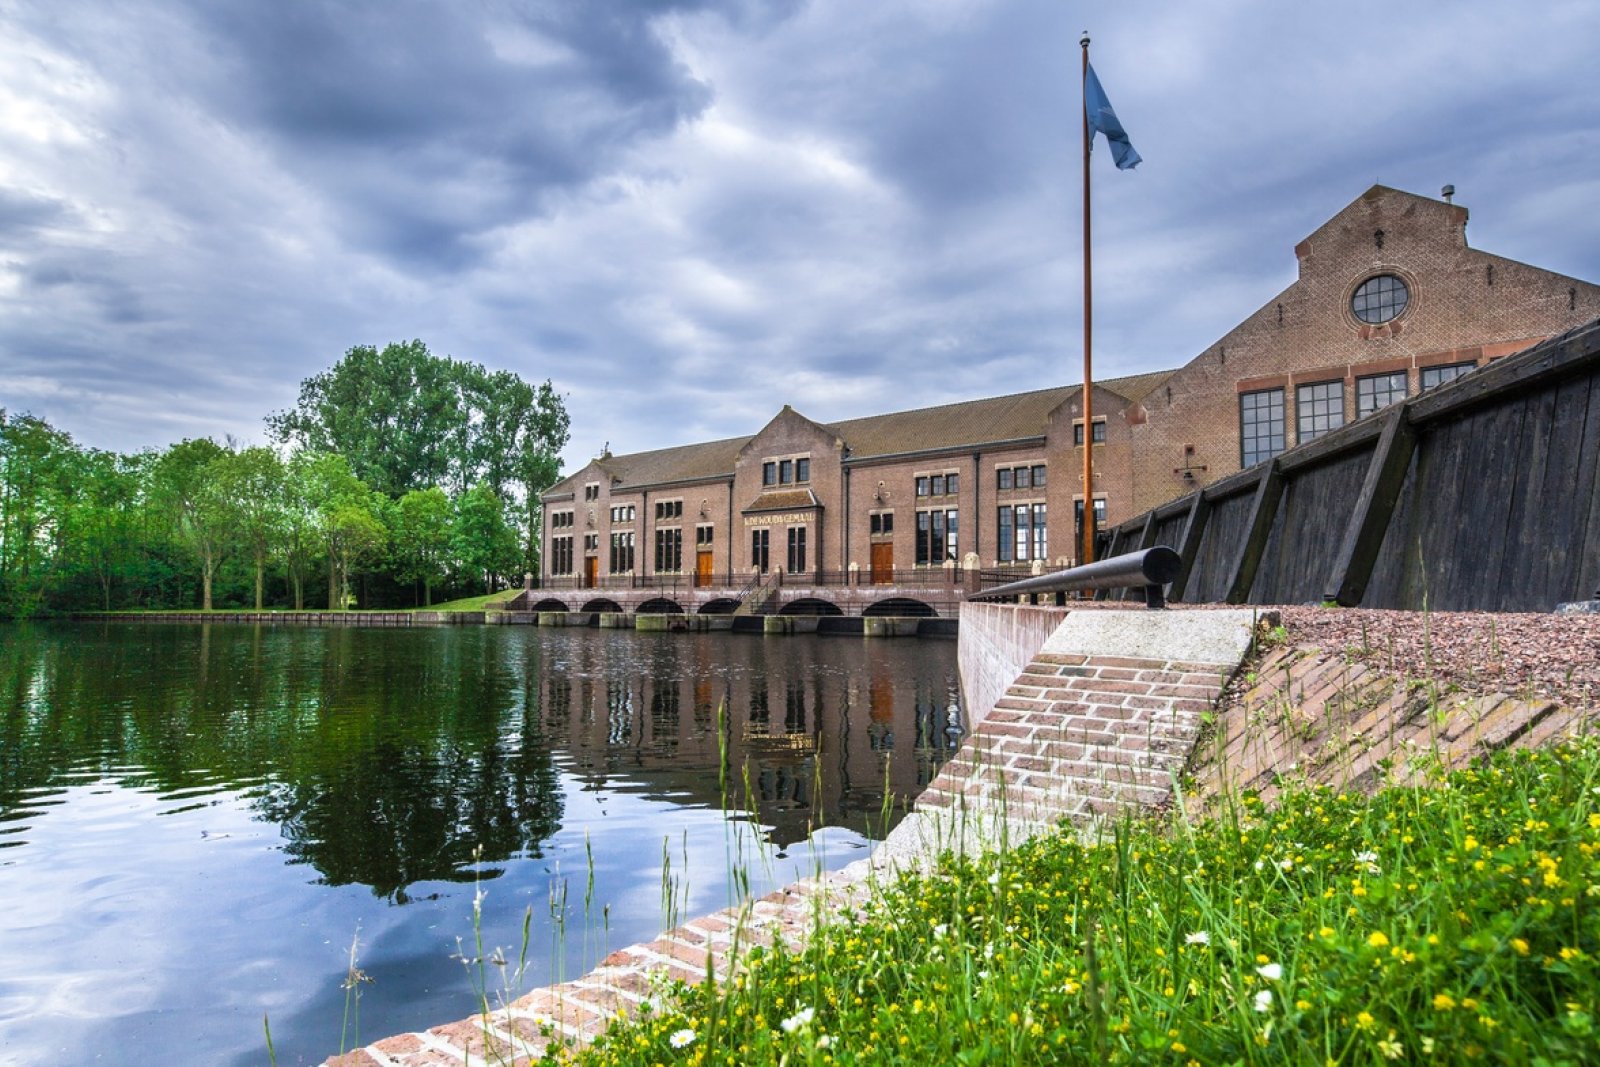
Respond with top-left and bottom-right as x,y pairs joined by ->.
743,511 -> 815,527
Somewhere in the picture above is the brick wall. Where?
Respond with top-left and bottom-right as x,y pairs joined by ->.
1129,186 -> 1600,513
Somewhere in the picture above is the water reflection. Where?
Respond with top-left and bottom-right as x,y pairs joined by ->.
0,622 -> 961,1065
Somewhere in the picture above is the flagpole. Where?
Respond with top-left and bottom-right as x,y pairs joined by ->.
1079,31 -> 1095,568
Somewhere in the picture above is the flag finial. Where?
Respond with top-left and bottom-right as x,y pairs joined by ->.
1080,31 -> 1090,48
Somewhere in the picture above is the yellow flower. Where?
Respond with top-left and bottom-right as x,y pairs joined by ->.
1511,937 -> 1530,956
1356,1011 -> 1377,1031
1433,993 -> 1456,1011
1367,931 -> 1390,949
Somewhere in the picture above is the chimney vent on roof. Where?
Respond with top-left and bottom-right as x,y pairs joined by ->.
1442,184 -> 1455,203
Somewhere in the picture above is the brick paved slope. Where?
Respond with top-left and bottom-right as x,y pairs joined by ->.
1190,642 -> 1600,808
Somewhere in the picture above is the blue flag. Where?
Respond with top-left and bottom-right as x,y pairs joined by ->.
1085,62 -> 1142,170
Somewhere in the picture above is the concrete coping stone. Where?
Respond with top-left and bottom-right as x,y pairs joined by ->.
1042,608 -> 1266,667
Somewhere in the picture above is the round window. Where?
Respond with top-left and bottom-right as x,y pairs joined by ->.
1351,274 -> 1410,324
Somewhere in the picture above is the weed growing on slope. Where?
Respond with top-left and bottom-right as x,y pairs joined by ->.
573,738 -> 1600,1065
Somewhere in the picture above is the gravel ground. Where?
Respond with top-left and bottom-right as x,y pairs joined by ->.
1271,605 -> 1600,712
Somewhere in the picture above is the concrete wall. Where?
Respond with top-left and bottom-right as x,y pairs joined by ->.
956,602 -> 1070,729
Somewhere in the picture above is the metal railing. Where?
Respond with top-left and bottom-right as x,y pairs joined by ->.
532,566 -> 981,592
968,547 -> 1183,609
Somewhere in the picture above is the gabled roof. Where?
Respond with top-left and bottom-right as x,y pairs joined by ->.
744,488 -> 821,513
542,369 -> 1175,498
823,369 -> 1173,458
546,435 -> 747,497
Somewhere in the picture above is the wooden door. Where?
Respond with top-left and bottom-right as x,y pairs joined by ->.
584,556 -> 598,589
696,550 -> 714,587
870,542 -> 894,584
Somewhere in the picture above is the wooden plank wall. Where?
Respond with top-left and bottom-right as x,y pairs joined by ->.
1249,448 -> 1373,605
1112,317 -> 1600,611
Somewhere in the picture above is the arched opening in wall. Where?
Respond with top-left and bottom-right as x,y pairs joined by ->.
532,598 -> 569,613
779,598 -> 844,616
637,598 -> 685,615
580,598 -> 623,613
864,597 -> 936,617
699,598 -> 740,615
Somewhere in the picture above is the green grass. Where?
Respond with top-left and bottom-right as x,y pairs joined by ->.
564,739 -> 1600,1066
416,589 -> 521,612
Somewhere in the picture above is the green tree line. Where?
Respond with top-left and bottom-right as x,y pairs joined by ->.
0,341 -> 570,616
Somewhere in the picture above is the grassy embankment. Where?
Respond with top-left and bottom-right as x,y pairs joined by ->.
72,589 -> 521,614
552,737 -> 1600,1066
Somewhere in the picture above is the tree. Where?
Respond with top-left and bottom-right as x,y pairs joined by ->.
281,452 -> 326,609
451,485 -> 519,594
151,439 -> 235,611
391,487 -> 452,606
296,452 -> 385,609
0,412 -> 75,615
266,340 -> 570,504
216,447 -> 288,610
56,448 -> 141,611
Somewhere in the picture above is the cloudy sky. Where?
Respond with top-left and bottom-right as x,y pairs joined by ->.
3,0 -> 1597,470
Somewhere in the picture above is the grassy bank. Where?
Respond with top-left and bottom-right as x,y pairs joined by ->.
566,739 -> 1600,1066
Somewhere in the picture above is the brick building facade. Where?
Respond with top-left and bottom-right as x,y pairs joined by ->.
542,186 -> 1600,590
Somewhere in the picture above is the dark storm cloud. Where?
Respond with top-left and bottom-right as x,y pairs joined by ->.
0,189 -> 73,239
1,0 -> 1596,467
176,1 -> 722,270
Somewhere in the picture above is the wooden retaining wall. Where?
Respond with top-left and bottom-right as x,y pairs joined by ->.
1103,317 -> 1600,611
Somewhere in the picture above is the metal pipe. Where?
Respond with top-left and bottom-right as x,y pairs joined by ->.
971,546 -> 1181,608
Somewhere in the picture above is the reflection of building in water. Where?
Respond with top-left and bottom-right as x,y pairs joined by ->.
532,638 -> 963,848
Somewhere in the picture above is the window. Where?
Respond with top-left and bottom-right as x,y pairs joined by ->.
1030,466 -> 1045,488
1012,504 -> 1032,561
1073,500 -> 1107,545
584,483 -> 600,501
915,509 -> 958,564
795,458 -> 810,482
1421,361 -> 1477,390
916,476 -> 930,497
550,536 -> 574,575
930,474 -> 945,496
1073,421 -> 1107,445
751,529 -> 770,573
786,527 -> 807,573
696,524 -> 714,546
550,510 -> 574,529
997,468 -> 1013,491
584,533 -> 599,552
779,459 -> 793,484
610,504 -> 636,523
1013,466 -> 1031,490
1240,388 -> 1285,467
1296,380 -> 1345,443
870,512 -> 894,536
654,528 -> 682,572
654,500 -> 682,521
1356,371 -> 1408,418
763,462 -> 777,486
1351,274 -> 1409,325
947,473 -> 959,495
609,531 -> 634,573
1000,505 -> 1044,562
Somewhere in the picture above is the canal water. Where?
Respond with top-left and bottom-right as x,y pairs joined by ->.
0,622 -> 962,1066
